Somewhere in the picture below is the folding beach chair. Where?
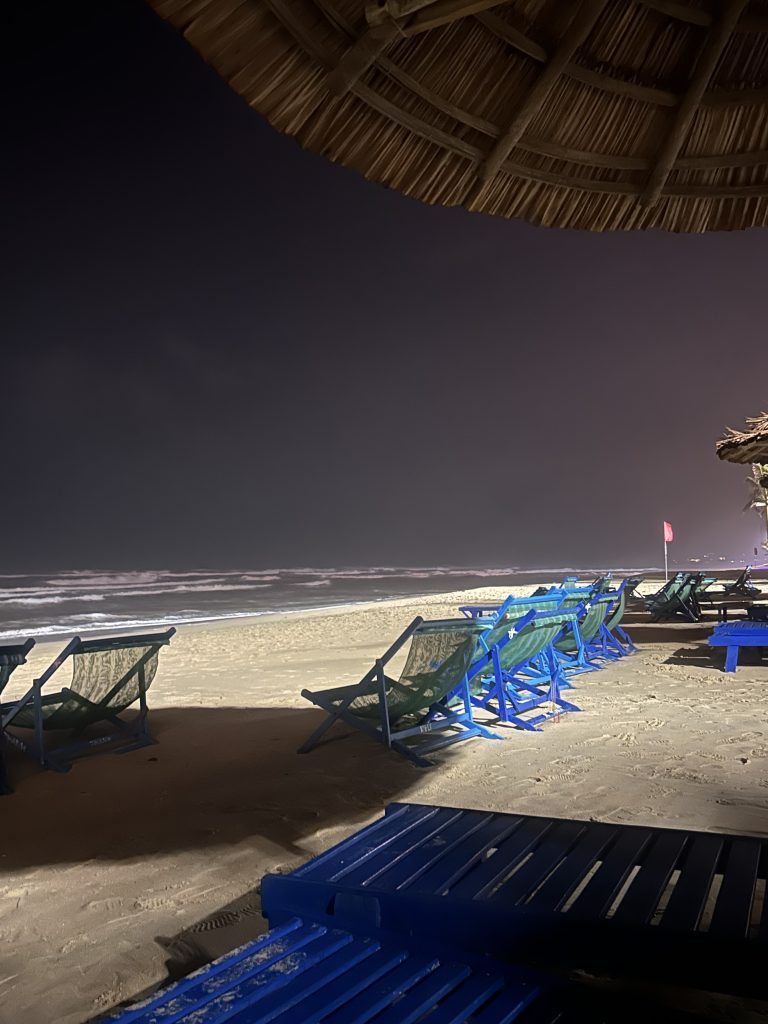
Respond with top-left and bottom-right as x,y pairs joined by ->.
0,628 -> 175,775
530,573 -> 611,598
299,618 -> 500,767
723,565 -> 761,596
463,608 -> 581,730
551,593 -> 616,670
459,592 -> 574,620
589,580 -> 636,658
622,574 -> 644,600
644,573 -> 701,622
0,639 -> 35,794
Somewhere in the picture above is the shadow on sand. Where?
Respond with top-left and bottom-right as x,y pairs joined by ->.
1,705 -> 427,871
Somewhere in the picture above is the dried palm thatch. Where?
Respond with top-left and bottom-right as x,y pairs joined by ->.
717,411 -> 768,463
147,0 -> 768,231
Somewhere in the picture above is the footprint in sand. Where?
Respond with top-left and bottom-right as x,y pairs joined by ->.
84,897 -> 124,913
723,731 -> 763,745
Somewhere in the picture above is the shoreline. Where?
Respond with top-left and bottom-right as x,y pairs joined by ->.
0,568 -> 684,645
4,562 -> 755,644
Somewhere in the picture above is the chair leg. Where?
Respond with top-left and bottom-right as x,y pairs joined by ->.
298,704 -> 346,754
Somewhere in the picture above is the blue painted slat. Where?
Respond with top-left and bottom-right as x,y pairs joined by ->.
468,977 -> 545,1024
296,804 -> 435,881
223,938 -> 381,1024
610,832 -> 688,925
370,962 -> 471,1024
418,972 -> 505,1024
370,810 -> 495,891
160,930 -> 358,1024
525,824 -> 616,912
708,839 -> 761,938
103,919 -> 313,1024
409,815 -> 525,897
658,834 -> 722,933
492,822 -> 587,905
449,819 -> 555,901
340,808 -> 465,888
567,828 -> 653,920
265,948 -> 409,1024
320,955 -> 441,1024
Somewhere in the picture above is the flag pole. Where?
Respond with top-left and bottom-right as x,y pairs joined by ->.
664,537 -> 668,582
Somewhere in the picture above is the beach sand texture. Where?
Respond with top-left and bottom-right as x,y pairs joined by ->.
2,582 -> 768,1022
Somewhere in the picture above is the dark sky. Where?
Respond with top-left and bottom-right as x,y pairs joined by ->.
4,0 -> 768,572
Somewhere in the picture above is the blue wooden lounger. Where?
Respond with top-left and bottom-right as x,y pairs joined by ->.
708,620 -> 768,672
262,802 -> 768,1000
103,915 -> 547,1023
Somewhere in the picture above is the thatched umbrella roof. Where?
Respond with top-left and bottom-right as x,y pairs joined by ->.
148,0 -> 768,232
717,412 -> 768,463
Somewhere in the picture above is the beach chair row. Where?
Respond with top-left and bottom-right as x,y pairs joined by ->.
105,799 -> 768,1022
0,628 -> 175,794
643,566 -> 765,623
300,575 -> 637,768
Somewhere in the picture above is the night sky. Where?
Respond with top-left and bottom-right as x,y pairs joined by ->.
5,0 -> 768,573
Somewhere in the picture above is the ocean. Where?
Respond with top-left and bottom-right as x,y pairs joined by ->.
0,566 -> 654,640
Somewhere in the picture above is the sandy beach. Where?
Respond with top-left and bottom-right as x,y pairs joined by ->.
2,580 -> 768,1023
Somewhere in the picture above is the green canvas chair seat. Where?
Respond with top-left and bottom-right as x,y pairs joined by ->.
300,618 -> 499,767
1,629 -> 175,776
472,612 -> 569,690
463,608 -> 582,729
645,573 -> 702,622
555,599 -> 608,653
9,644 -> 162,731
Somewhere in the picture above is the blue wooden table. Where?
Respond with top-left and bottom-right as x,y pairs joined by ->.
708,620 -> 768,671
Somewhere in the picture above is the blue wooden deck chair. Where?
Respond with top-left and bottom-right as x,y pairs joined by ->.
461,593 -> 587,683
0,639 -> 35,795
461,607 -> 582,730
0,628 -> 175,774
459,592 -> 570,620
583,581 -> 636,659
299,618 -> 501,768
550,593 -> 616,672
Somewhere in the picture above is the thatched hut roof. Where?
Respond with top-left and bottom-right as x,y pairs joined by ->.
717,412 -> 768,463
148,0 -> 768,232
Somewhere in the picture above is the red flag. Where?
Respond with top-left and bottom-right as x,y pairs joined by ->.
663,521 -> 674,543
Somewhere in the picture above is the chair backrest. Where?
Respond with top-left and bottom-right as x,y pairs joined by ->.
555,596 -> 611,651
732,567 -> 750,588
497,610 -> 577,672
648,573 -> 685,604
352,620 -> 484,723
622,575 -> 644,598
467,609 -> 579,692
0,639 -> 35,695
603,582 -> 628,631
40,630 -> 175,730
